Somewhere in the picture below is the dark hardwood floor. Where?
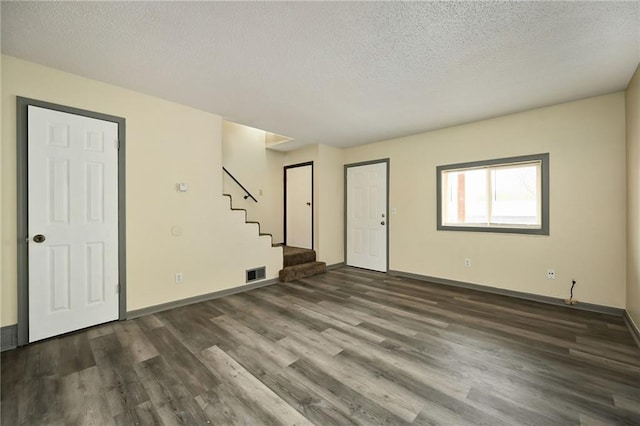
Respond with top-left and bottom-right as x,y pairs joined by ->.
2,267 -> 640,425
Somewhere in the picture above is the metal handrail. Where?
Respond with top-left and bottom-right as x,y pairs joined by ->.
223,167 -> 258,203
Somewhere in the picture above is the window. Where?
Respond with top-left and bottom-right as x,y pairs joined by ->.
437,153 -> 549,235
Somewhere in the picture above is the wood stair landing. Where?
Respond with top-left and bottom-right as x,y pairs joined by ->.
279,246 -> 326,282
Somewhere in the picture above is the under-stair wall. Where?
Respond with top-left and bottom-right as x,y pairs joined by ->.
222,121 -> 285,243
218,194 -> 283,281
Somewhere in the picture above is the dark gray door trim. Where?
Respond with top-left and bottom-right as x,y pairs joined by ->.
344,158 -> 390,272
283,161 -> 314,249
16,96 -> 127,346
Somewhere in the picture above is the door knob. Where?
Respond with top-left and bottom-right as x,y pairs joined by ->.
33,234 -> 46,243
306,202 -> 311,206
380,221 -> 385,225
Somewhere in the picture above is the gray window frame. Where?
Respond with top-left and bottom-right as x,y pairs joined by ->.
436,153 -> 549,235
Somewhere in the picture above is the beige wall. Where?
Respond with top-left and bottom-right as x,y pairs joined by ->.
344,93 -> 627,307
316,144 -> 345,266
1,56 -> 281,326
627,63 -> 640,326
222,121 -> 285,243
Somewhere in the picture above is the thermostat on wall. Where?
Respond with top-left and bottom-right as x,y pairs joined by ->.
177,183 -> 188,192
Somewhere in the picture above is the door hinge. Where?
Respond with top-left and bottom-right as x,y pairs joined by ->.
115,139 -> 120,150
116,283 -> 120,294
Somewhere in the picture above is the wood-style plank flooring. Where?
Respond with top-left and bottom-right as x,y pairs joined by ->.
2,267 -> 640,425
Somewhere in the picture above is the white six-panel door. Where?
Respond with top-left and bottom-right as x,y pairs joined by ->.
28,106 -> 119,342
285,165 -> 313,249
347,162 -> 387,272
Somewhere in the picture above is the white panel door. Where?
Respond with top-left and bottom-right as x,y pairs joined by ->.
286,165 -> 313,249
347,162 -> 387,272
28,106 -> 119,342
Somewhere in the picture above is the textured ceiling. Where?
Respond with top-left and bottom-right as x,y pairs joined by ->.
2,2 -> 639,150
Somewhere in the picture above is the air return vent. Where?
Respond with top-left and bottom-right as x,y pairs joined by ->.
246,266 -> 266,283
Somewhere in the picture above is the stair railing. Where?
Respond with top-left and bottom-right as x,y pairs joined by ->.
223,167 -> 258,202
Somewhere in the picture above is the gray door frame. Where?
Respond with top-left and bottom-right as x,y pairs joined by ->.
344,158 -> 390,272
16,96 -> 127,346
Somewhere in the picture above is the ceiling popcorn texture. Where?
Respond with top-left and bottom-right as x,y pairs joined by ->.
2,1 -> 639,150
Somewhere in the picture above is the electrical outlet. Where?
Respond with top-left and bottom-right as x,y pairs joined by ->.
175,272 -> 184,284
464,258 -> 471,267
547,269 -> 555,280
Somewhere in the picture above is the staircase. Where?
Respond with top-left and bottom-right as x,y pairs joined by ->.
222,167 -> 325,282
279,246 -> 326,282
223,192 -> 326,282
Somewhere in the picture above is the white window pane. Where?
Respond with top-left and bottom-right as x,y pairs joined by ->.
491,165 -> 539,225
444,169 -> 487,224
445,171 -> 459,223
464,169 -> 488,223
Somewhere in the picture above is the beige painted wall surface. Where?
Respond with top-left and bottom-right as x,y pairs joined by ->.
345,93 -> 627,307
627,63 -> 640,326
317,144 -> 345,266
222,121 -> 285,243
1,56 -> 281,326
